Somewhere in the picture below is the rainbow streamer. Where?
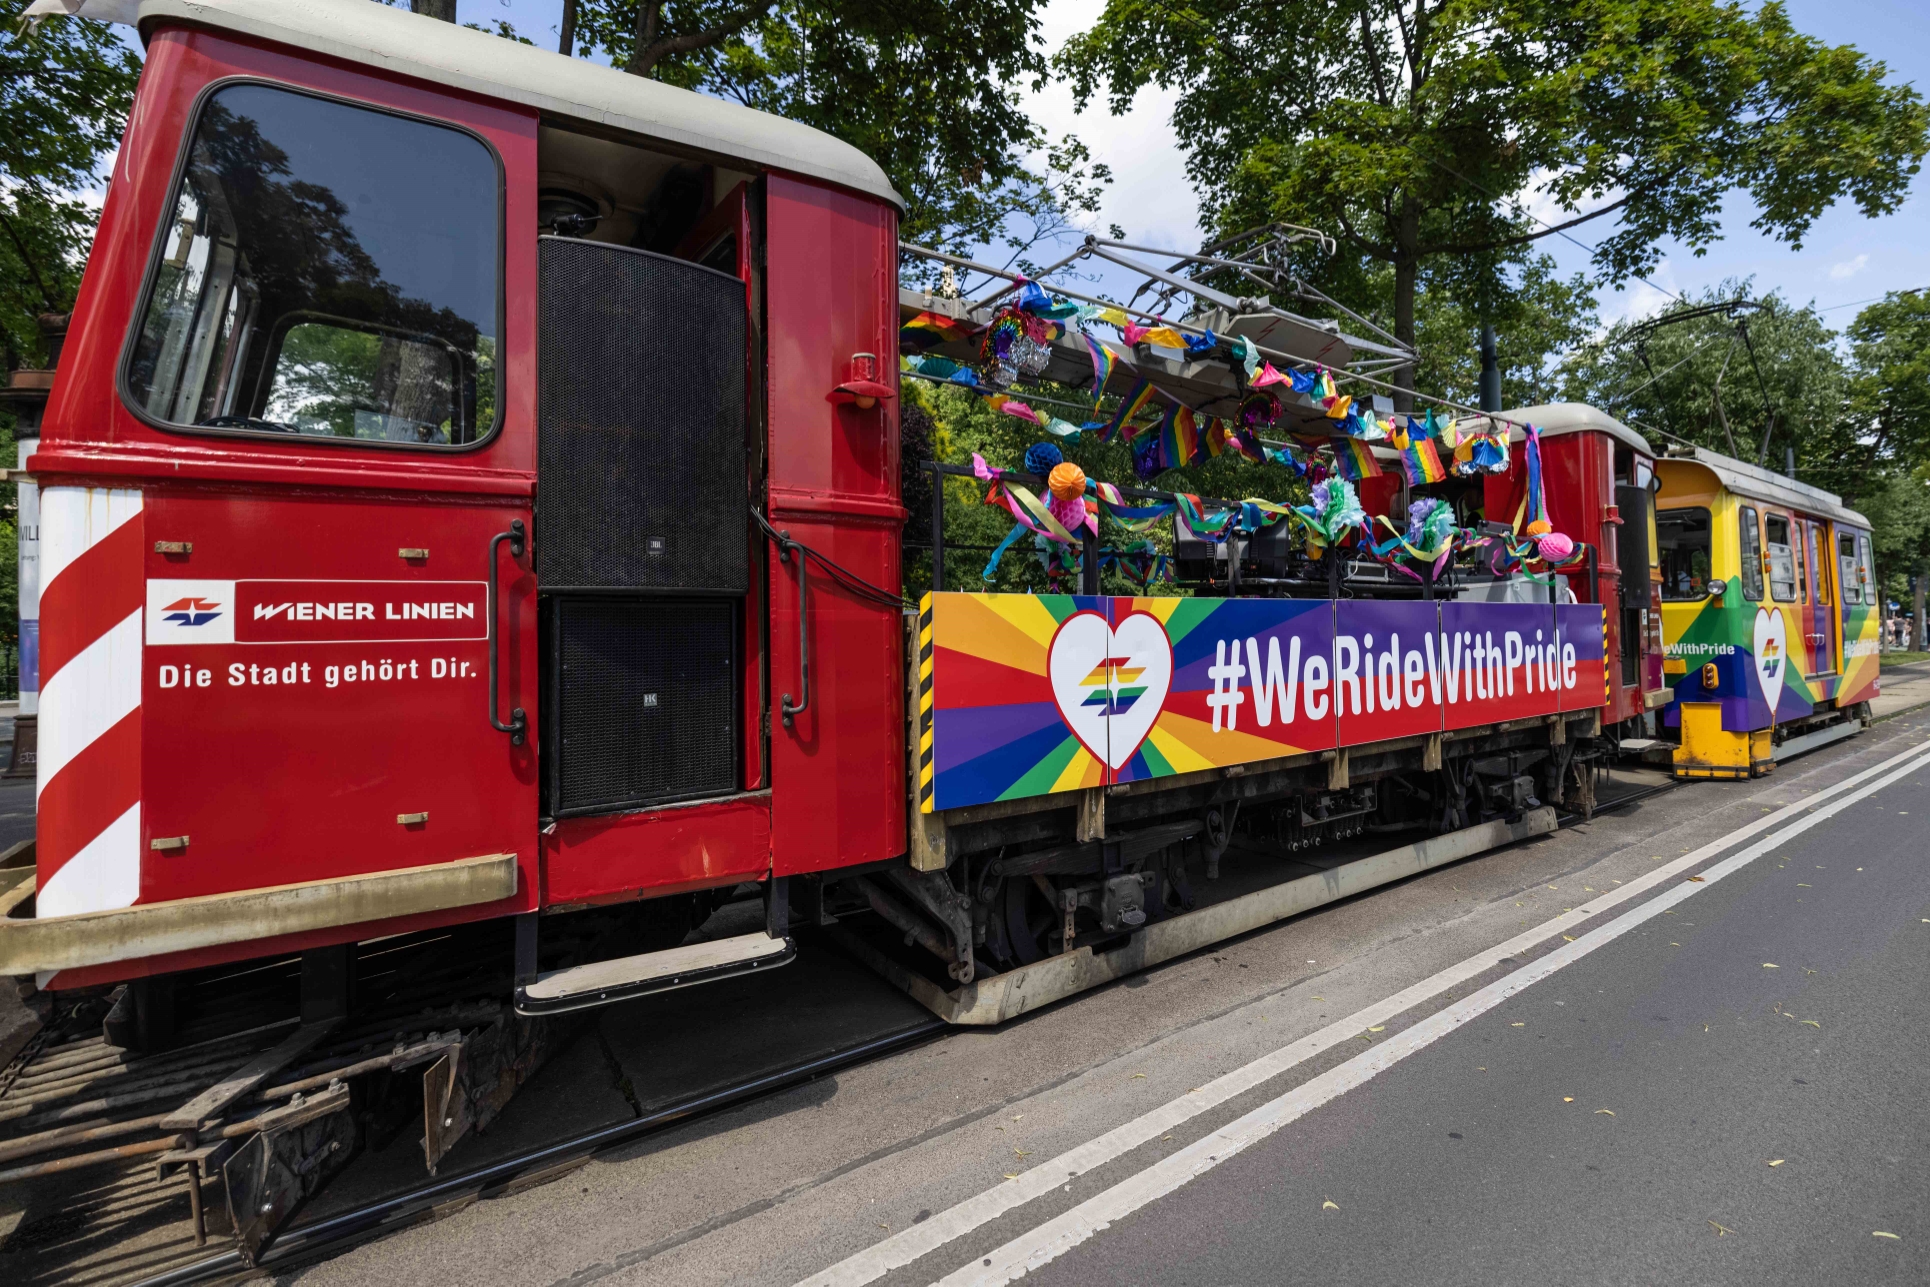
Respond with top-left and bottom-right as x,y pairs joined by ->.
1332,434 -> 1383,482
1100,379 -> 1158,442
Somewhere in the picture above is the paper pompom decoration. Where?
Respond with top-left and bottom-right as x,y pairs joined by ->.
1525,518 -> 1552,537
1047,461 -> 1087,501
1537,532 -> 1575,562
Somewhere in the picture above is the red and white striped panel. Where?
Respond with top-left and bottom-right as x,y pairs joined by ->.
37,487 -> 144,919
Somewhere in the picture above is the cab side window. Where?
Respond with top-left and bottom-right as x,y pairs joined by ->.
1738,507 -> 1763,601
1764,514 -> 1797,602
1838,531 -> 1862,606
125,83 -> 501,447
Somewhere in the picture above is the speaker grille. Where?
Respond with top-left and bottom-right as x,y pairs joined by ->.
537,237 -> 747,593
549,598 -> 738,816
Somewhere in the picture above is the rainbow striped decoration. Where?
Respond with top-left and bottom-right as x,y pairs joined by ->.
1085,334 -> 1116,411
1155,402 -> 1203,469
1399,435 -> 1448,485
1100,378 -> 1158,442
1332,434 -> 1383,482
899,310 -> 973,350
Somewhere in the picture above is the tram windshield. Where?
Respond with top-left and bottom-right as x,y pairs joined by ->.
125,84 -> 501,447
1657,507 -> 1713,601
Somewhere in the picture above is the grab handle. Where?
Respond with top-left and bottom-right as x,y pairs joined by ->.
488,519 -> 527,746
777,530 -> 810,728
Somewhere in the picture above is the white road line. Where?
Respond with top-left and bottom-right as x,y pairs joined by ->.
796,736 -> 1930,1287
935,743 -> 1930,1286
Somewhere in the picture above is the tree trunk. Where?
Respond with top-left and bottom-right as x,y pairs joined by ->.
1391,195 -> 1419,414
559,0 -> 578,54
411,0 -> 457,21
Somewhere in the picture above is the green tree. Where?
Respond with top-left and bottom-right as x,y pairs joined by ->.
0,0 -> 140,371
1057,0 -> 1928,407
564,0 -> 1109,257
1558,283 -> 1852,483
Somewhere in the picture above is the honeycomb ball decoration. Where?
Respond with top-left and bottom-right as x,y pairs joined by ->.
1048,461 -> 1088,501
1024,441 -> 1065,478
1526,518 -> 1553,537
1537,531 -> 1575,562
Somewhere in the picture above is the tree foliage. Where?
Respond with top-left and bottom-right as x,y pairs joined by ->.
0,0 -> 139,370
566,0 -> 1108,259
1057,0 -> 1928,403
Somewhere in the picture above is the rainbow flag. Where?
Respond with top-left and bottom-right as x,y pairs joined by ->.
899,310 -> 972,350
1206,419 -> 1227,458
1100,378 -> 1158,442
1157,403 -> 1203,469
1399,435 -> 1447,485
1332,434 -> 1383,482
1085,334 -> 1116,410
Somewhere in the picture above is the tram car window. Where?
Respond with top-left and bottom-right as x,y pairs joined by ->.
1656,506 -> 1713,600
1764,513 -> 1798,601
1738,506 -> 1764,600
1792,518 -> 1811,603
124,83 -> 502,447
1807,523 -> 1830,605
1839,532 -> 1861,605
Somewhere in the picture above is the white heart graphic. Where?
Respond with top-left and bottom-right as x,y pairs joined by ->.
1752,607 -> 1787,716
1048,610 -> 1173,771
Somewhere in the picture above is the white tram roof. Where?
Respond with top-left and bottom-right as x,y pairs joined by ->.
1463,402 -> 1654,458
31,0 -> 905,210
1660,445 -> 1870,530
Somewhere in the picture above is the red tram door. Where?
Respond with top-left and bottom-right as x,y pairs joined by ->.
1802,519 -> 1836,677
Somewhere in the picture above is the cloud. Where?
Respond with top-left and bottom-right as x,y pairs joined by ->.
1597,261 -> 1683,328
1828,254 -> 1869,281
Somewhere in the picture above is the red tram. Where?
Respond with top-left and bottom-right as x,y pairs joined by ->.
4,0 -> 1674,1027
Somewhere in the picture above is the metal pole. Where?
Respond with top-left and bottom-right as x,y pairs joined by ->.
1478,327 -> 1501,413
929,463 -> 945,593
1081,525 -> 1099,595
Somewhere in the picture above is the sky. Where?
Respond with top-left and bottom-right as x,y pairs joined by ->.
414,0 -> 1929,330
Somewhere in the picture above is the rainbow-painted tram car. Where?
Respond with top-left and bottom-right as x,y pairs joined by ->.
1655,447 -> 1878,779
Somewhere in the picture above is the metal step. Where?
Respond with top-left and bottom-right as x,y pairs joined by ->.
1616,738 -> 1676,767
515,931 -> 795,1016
1772,720 -> 1863,764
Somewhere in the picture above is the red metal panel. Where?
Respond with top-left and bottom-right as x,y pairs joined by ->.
763,175 -> 906,875
138,490 -> 538,904
542,795 -> 771,908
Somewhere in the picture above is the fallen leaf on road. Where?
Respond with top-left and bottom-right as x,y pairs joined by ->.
1763,963 -> 1779,969
1671,943 -> 1680,947
1710,1220 -> 1736,1236
1013,1115 -> 1023,1121
1321,1200 -> 1339,1211
1687,876 -> 1705,883
1768,1159 -> 1785,1167
1596,1109 -> 1615,1116
1797,883 -> 1811,887
1162,1135 -> 1173,1142
1584,887 -> 1596,892
1003,1173 -> 1020,1180
1801,1020 -> 1821,1028
1563,935 -> 1576,942
1477,1067 -> 1486,1071
1313,996 -> 1325,1001
1563,1097 -> 1575,1103
1130,1073 -> 1146,1079
1014,1149 -> 1031,1158
1511,1022 -> 1526,1027
1548,884 -> 1559,890
1368,1025 -> 1385,1032
1874,1231 -> 1901,1240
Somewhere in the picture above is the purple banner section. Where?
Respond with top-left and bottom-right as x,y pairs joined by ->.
1335,600 -> 1443,747
1437,602 -> 1562,730
1555,604 -> 1608,712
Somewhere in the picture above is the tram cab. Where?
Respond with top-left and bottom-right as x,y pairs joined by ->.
1654,447 -> 1878,778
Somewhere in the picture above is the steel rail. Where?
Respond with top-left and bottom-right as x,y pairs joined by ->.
123,1018 -> 948,1287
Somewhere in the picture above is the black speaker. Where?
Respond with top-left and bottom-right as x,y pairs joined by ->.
546,597 -> 739,817
536,236 -> 747,593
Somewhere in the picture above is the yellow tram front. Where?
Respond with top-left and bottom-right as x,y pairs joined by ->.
1654,447 -> 1879,779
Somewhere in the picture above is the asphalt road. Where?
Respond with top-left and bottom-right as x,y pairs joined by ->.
292,713 -> 1930,1287
1019,749 -> 1930,1285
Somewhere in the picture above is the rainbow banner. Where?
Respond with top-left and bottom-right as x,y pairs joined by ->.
921,593 -> 1609,811
899,310 -> 973,350
1085,334 -> 1116,411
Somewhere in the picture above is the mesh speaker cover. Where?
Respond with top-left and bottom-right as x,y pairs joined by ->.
549,597 -> 738,815
537,237 -> 748,592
